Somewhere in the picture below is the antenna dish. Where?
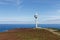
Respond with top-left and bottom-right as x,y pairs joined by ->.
34,12 -> 38,19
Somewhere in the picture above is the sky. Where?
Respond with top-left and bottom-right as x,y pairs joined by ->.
0,0 -> 60,24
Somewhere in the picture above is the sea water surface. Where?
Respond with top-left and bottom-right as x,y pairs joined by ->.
0,24 -> 60,32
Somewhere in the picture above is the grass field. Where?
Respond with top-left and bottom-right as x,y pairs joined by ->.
0,28 -> 60,40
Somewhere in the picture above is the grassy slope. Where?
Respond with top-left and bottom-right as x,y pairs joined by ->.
0,28 -> 60,40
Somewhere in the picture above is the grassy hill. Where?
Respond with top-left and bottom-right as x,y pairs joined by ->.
0,28 -> 60,40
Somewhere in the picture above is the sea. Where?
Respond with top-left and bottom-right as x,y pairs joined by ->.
0,24 -> 60,32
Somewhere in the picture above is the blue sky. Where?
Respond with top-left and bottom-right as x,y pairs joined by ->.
0,0 -> 60,24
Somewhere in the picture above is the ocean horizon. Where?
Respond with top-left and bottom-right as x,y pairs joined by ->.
0,24 -> 60,32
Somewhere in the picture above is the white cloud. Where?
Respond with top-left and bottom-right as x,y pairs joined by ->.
0,0 -> 15,4
0,20 -> 34,24
57,10 -> 60,13
0,17 -> 34,24
44,19 -> 60,24
0,0 -> 23,6
40,16 -> 60,24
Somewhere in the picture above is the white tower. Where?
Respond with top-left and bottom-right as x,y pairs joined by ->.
34,12 -> 38,28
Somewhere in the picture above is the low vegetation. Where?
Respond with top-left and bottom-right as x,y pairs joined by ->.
0,28 -> 60,40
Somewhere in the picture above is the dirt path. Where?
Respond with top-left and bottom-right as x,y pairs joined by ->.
44,28 -> 60,36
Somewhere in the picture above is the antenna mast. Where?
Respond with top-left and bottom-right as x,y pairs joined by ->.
34,12 -> 38,28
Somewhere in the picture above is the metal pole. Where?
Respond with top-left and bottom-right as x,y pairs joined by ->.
35,18 -> 38,28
